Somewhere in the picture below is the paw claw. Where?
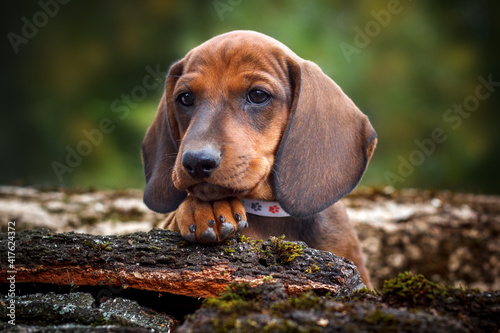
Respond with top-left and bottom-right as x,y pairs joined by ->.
175,197 -> 246,244
220,222 -> 235,240
200,227 -> 217,242
184,232 -> 196,243
237,220 -> 248,231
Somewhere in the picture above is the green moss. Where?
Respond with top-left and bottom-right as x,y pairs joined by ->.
224,247 -> 236,254
262,275 -> 274,282
272,291 -> 325,313
238,234 -> 250,243
82,239 -> 112,251
363,308 -> 398,332
209,317 -> 240,333
238,235 -> 304,266
348,271 -> 477,308
382,272 -> 451,307
238,234 -> 264,255
343,287 -> 380,302
380,271 -> 500,331
203,283 -> 259,315
305,264 -> 320,274
203,283 -> 325,333
270,235 -> 304,264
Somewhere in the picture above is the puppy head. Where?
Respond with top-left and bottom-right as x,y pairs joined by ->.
142,31 -> 376,216
143,31 -> 293,211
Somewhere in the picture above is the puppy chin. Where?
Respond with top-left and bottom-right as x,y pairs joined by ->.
189,182 -> 241,201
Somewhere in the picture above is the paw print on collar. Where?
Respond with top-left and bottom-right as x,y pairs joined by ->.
241,199 -> 290,217
269,205 -> 280,214
251,202 -> 262,212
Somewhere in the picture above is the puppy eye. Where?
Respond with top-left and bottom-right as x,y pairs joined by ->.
177,92 -> 194,107
247,89 -> 270,105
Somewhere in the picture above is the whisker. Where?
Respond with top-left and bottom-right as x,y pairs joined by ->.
245,168 -> 272,192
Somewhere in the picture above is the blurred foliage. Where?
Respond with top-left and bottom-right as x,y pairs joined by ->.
1,0 -> 499,193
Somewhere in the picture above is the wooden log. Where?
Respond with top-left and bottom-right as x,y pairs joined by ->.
0,228 -> 364,299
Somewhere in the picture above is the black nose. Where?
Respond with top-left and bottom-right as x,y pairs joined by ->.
181,148 -> 221,179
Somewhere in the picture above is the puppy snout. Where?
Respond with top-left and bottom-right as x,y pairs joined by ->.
182,148 -> 221,179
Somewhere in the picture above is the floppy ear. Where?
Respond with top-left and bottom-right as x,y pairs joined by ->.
142,61 -> 187,213
274,59 -> 377,218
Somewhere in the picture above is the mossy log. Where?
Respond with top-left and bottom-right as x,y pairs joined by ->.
178,274 -> 500,333
0,229 -> 364,299
2,185 -> 499,290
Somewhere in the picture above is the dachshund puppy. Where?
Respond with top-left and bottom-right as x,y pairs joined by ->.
142,31 -> 377,287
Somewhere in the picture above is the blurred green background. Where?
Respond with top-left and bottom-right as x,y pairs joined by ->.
2,0 -> 499,194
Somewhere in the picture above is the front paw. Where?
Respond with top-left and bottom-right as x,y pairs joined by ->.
176,196 -> 248,243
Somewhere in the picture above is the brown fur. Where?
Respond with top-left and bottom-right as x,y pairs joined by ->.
142,31 -> 377,288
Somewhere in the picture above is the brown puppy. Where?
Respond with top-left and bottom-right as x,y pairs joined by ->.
142,31 -> 377,287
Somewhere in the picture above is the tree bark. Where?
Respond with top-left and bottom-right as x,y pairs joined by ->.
1,228 -> 364,299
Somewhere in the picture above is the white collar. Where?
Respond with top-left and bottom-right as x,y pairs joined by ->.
241,199 -> 290,217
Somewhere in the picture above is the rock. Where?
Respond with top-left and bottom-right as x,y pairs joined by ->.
0,186 -> 164,235
345,188 -> 500,290
0,292 -> 178,332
